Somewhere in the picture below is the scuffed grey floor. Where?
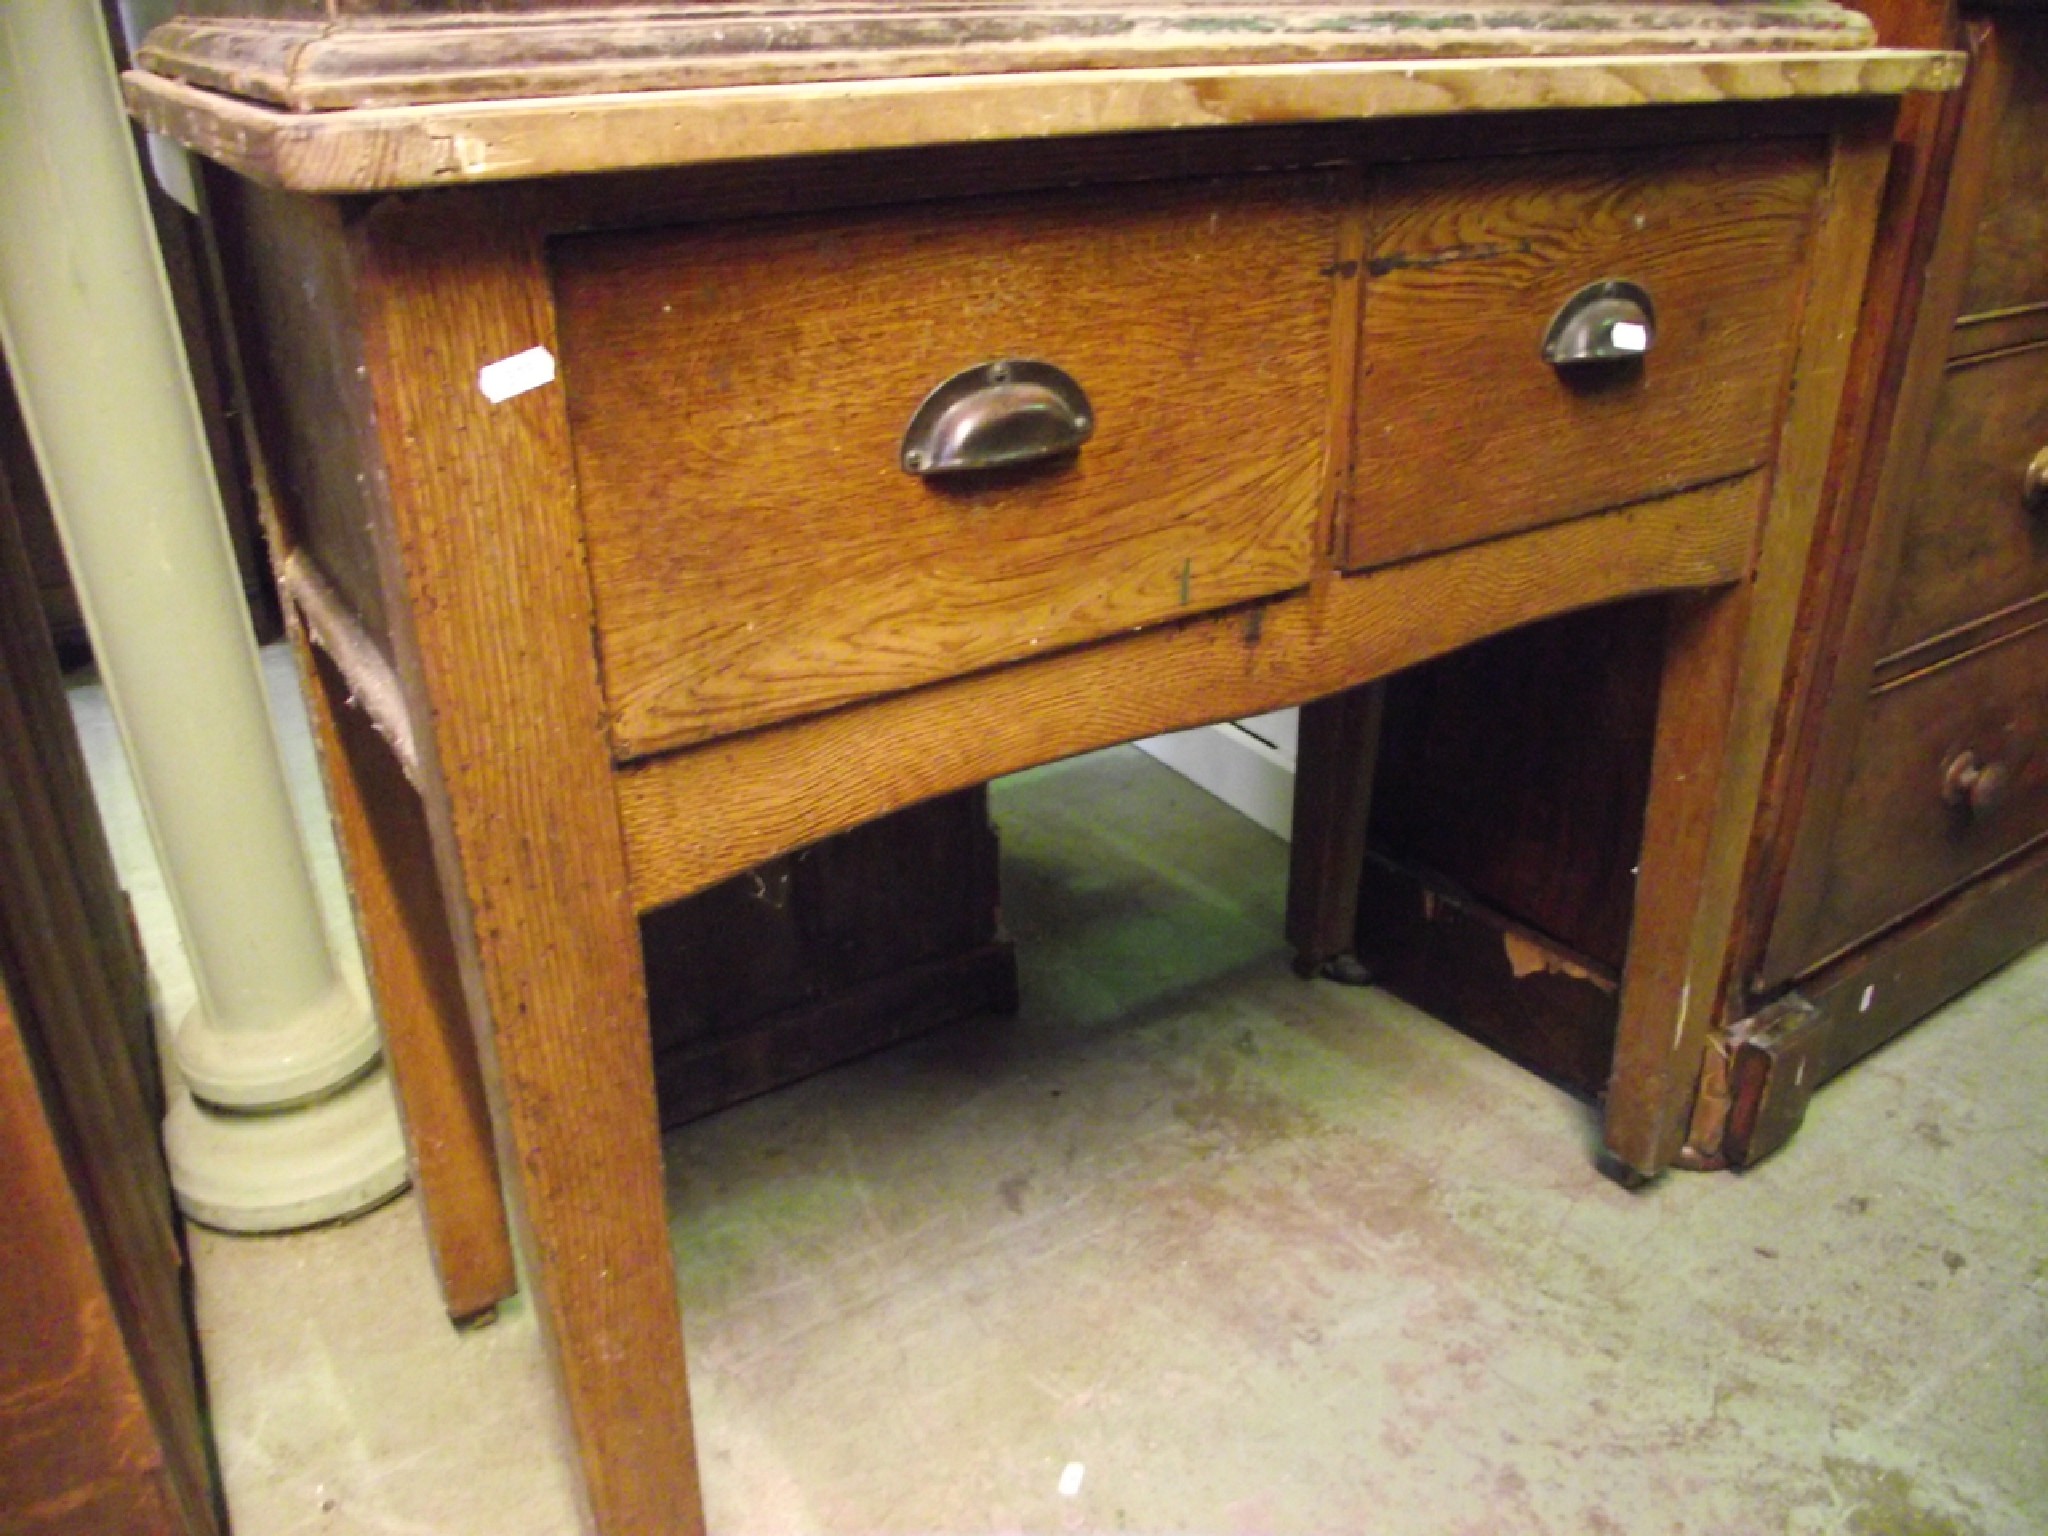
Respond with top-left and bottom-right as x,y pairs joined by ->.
76,651 -> 2048,1535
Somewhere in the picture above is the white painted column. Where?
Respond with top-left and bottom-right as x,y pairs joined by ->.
0,4 -> 406,1229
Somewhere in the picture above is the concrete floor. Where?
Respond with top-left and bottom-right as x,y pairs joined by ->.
73,650 -> 2048,1536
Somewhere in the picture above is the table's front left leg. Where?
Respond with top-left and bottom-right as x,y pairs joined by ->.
1602,585 -> 1754,1182
354,200 -> 703,1536
1601,112 -> 1898,1182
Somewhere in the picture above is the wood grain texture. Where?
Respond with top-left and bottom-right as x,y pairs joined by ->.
1754,20 -> 2008,990
652,943 -> 1019,1127
1353,851 -> 1622,1094
1601,584 -> 1752,1174
1366,596 -> 1665,971
620,471 -> 1760,911
434,97 -> 1890,234
1601,114 -> 1895,1176
1878,341 -> 2048,654
0,407 -> 159,1113
555,175 -> 1336,756
1347,139 -> 1825,567
1797,617 -> 2048,971
140,2 -> 1881,111
122,50 -> 1963,193
0,980 -> 196,1536
302,641 -> 516,1323
353,198 -> 702,1535
1950,298 -> 2048,360
1285,682 -> 1386,972
201,162 -> 520,1321
1721,0 -> 1968,1001
1955,12 -> 2048,317
203,172 -> 396,657
1875,585 -> 2048,687
640,785 -> 1014,1124
1726,826 -> 2048,1165
0,471 -> 219,1536
284,552 -> 419,781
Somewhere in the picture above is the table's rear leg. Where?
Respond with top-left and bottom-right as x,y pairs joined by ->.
1286,682 -> 1387,984
299,640 -> 517,1324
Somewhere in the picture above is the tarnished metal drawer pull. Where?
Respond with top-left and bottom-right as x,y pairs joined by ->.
2022,445 -> 2048,517
1942,748 -> 2010,820
1542,280 -> 1657,369
900,359 -> 1093,477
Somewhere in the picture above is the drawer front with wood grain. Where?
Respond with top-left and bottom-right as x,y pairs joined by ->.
1957,12 -> 2048,322
1343,140 -> 1825,571
554,176 -> 1339,759
1881,342 -> 2048,654
1801,620 -> 2048,969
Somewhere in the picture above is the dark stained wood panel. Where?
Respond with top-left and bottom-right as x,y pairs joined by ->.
1800,617 -> 2048,969
1725,829 -> 2048,1166
0,437 -> 219,1536
205,169 -> 395,656
556,174 -> 1337,757
1353,851 -> 1621,1096
1956,12 -> 2048,318
1368,597 -> 1665,971
1878,342 -> 2048,654
641,786 -> 1015,1126
1346,139 -> 1825,569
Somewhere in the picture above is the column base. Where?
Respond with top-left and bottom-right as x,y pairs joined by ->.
174,979 -> 381,1109
165,1063 -> 410,1233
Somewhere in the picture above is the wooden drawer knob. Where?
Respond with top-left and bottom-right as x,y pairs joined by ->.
2023,446 -> 2048,517
1942,748 -> 2010,819
900,359 -> 1093,477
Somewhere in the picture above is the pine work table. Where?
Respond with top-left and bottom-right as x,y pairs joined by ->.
128,6 -> 1956,1531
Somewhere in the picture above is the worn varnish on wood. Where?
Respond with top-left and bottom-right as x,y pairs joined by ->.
1878,342 -> 2048,653
1347,140 -> 1825,568
148,1 -> 1884,112
121,0 -> 1957,195
618,474 -> 1763,911
556,175 -> 1335,757
1732,7 -> 2048,1134
135,7 -> 1944,1529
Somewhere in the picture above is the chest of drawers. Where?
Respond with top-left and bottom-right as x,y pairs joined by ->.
1721,1 -> 2048,1161
128,6 -> 1951,1530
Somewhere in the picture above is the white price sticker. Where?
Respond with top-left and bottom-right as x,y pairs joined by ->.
478,345 -> 557,404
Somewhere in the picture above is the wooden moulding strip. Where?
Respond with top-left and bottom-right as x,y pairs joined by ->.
280,551 -> 419,784
617,473 -> 1760,913
124,50 -> 1961,195
134,5 -> 1882,113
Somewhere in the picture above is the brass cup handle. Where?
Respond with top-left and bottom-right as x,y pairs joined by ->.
1542,280 -> 1657,369
2022,446 -> 2048,517
1942,749 -> 2010,819
900,359 -> 1094,477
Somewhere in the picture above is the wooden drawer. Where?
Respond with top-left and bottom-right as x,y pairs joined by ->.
554,176 -> 1338,759
1802,620 -> 2048,968
1881,342 -> 2048,654
1343,140 -> 1825,570
1957,12 -> 2048,321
